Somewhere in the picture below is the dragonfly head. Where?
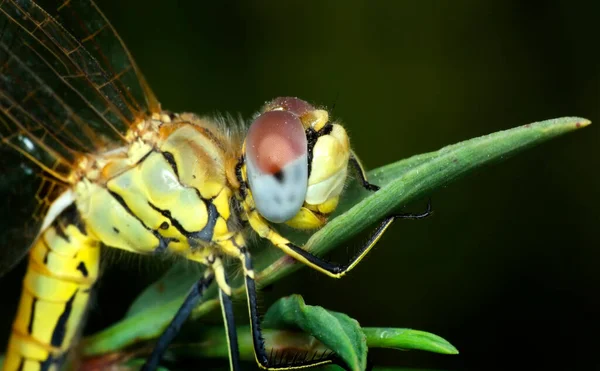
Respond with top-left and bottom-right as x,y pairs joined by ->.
242,97 -> 350,229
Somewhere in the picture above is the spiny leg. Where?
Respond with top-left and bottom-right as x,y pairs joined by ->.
349,150 -> 380,192
141,270 -> 215,371
238,248 -> 341,370
249,200 -> 432,279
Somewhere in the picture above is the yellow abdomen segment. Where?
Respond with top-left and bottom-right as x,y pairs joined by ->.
3,205 -> 100,371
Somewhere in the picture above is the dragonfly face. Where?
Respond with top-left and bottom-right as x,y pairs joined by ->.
0,1 -> 429,370
243,97 -> 351,227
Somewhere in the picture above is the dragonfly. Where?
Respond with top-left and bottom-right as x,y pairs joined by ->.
0,1 -> 432,370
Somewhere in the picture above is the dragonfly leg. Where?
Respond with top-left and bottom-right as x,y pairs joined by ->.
141,269 -> 215,371
248,200 -> 432,279
238,248 -> 342,370
219,270 -> 241,371
349,150 -> 380,191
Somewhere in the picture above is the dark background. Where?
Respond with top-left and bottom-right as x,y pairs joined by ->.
1,1 -> 599,370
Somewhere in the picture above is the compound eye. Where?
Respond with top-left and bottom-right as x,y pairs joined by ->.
245,110 -> 308,223
263,96 -> 315,116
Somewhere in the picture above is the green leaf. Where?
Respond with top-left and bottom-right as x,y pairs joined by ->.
257,116 -> 591,285
83,116 -> 590,355
153,300 -> 456,370
125,262 -> 204,318
82,262 -> 218,356
263,295 -> 367,371
362,328 -> 458,354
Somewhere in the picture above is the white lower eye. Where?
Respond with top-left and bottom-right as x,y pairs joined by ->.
246,154 -> 308,223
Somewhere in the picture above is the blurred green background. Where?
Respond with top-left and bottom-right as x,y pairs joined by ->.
1,1 -> 598,370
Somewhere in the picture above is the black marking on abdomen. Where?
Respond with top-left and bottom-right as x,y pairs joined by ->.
39,352 -> 66,371
51,290 -> 77,347
39,357 -> 52,371
40,238 -> 53,265
53,222 -> 69,243
27,298 -> 37,334
61,203 -> 87,236
76,262 -> 88,277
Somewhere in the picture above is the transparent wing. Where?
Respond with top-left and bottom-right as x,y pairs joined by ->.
0,0 -> 161,276
0,147 -> 63,276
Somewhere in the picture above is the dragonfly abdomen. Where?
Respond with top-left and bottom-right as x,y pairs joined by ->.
4,204 -> 100,371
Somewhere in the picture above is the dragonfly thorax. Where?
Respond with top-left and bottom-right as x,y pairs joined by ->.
72,113 -> 243,264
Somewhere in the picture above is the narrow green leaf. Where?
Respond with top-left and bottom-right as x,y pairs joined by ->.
363,328 -> 458,354
262,295 -> 367,371
83,116 -> 590,355
258,117 -> 591,285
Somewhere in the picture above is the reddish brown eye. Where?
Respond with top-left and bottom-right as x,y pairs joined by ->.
263,97 -> 315,117
245,110 -> 309,223
246,110 -> 307,174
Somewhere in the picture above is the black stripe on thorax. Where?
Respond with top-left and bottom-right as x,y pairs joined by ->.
148,198 -> 218,243
305,123 -> 333,179
135,148 -> 153,166
136,148 -> 181,183
108,190 -> 148,229
161,151 -> 179,178
235,156 -> 247,199
108,190 -> 175,252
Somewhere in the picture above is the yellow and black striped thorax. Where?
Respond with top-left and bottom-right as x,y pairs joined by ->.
72,113 -> 244,263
